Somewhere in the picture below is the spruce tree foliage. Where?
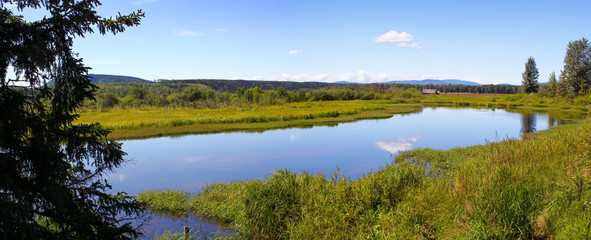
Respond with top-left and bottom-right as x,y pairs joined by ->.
557,70 -> 568,97
548,71 -> 557,97
521,56 -> 539,94
563,38 -> 591,96
0,1 -> 144,239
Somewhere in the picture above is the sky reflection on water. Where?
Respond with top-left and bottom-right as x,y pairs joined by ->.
107,107 -> 559,195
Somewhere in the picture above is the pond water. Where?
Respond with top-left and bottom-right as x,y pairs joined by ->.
107,107 -> 576,237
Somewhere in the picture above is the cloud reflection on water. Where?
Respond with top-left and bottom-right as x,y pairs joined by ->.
374,135 -> 421,154
289,134 -> 301,140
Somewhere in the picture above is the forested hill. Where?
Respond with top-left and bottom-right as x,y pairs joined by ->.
159,79 -> 519,94
88,75 -> 519,94
161,79 -> 336,92
89,74 -> 151,83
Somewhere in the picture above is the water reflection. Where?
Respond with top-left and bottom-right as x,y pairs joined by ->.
521,113 -> 536,134
108,107 -> 584,238
548,115 -> 566,127
374,135 -> 421,155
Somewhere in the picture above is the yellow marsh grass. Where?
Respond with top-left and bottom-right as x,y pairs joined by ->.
77,100 -> 421,139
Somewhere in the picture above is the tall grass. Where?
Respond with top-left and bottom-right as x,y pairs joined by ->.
77,95 -> 590,140
138,190 -> 190,217
76,101 -> 421,139
133,120 -> 591,239
423,93 -> 591,113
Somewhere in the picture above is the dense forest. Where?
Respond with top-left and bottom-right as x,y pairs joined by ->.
85,79 -> 520,110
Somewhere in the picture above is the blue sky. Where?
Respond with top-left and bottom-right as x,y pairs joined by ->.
8,0 -> 591,84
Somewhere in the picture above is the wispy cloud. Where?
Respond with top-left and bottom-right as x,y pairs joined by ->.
289,134 -> 300,140
175,28 -> 206,37
133,0 -> 159,5
288,50 -> 303,55
373,30 -> 422,50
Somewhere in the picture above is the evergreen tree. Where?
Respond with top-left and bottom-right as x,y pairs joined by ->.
0,1 -> 144,239
563,38 -> 591,95
548,71 -> 557,97
557,70 -> 568,97
521,56 -> 539,93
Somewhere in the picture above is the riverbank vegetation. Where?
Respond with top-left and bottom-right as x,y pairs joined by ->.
139,119 -> 591,239
77,93 -> 590,140
83,80 -> 518,110
77,101 -> 422,139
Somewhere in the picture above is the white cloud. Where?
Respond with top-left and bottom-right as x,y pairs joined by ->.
373,30 -> 413,43
396,42 -> 422,50
288,50 -> 303,55
374,141 -> 413,154
373,30 -> 422,50
5,3 -> 17,7
374,135 -> 421,154
175,28 -> 206,37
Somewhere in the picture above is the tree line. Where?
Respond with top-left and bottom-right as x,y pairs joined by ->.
87,80 -> 519,110
522,38 -> 591,97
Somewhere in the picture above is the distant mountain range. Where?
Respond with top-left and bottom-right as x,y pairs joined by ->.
384,79 -> 482,86
336,79 -> 494,86
88,74 -> 519,86
88,74 -> 151,83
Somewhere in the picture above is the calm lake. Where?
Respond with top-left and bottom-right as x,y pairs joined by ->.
107,107 -> 576,237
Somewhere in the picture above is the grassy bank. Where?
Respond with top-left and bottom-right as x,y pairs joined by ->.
140,119 -> 591,239
423,93 -> 591,112
78,94 -> 591,140
76,100 -> 421,140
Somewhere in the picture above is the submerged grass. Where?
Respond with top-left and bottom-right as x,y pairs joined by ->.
141,119 -> 591,239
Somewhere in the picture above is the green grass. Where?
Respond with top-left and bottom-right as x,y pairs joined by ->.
76,94 -> 591,140
151,229 -> 238,240
422,93 -> 591,112
138,190 -> 190,217
76,100 -> 421,140
140,119 -> 591,239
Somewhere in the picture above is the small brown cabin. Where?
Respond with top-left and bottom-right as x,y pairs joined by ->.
422,89 -> 440,95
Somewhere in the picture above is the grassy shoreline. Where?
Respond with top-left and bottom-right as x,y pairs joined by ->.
78,94 -> 590,140
128,94 -> 591,239
139,118 -> 591,239
77,100 -> 423,140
